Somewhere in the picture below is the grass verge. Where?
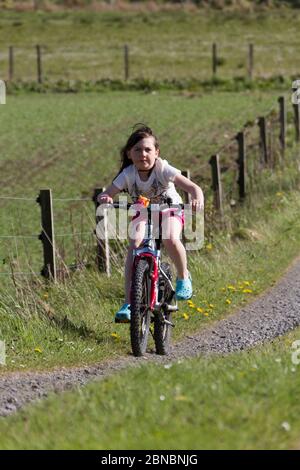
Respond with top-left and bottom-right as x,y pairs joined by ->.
5,74 -> 296,94
1,323 -> 300,449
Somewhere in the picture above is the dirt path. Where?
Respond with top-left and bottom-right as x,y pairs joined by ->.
1,255 -> 300,417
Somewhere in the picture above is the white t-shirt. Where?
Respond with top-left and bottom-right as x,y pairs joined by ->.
112,158 -> 183,204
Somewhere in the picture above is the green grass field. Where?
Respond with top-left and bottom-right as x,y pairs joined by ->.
1,9 -> 300,81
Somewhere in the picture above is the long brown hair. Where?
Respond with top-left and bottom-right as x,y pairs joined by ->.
113,124 -> 160,181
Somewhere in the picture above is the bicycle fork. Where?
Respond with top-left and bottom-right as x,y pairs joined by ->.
132,252 -> 159,310
132,246 -> 178,327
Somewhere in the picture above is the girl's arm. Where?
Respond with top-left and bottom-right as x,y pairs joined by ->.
173,174 -> 204,211
97,183 -> 120,204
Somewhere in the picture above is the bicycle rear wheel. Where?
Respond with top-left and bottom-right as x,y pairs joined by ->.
154,262 -> 174,355
130,258 -> 151,357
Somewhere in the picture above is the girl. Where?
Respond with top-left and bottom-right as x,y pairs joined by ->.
98,125 -> 204,322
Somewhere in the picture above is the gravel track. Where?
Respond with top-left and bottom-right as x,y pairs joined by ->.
1,255 -> 300,417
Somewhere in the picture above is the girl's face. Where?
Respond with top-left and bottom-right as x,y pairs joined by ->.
127,136 -> 159,172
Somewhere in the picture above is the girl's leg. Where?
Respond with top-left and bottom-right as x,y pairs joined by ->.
124,220 -> 146,303
162,215 -> 189,279
124,244 -> 134,304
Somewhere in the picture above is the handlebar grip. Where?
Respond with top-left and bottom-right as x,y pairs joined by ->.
112,202 -> 131,210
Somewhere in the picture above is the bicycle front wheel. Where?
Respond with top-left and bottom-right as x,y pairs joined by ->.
130,258 -> 152,357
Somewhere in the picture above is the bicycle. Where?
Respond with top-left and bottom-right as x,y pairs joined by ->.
111,197 -> 185,357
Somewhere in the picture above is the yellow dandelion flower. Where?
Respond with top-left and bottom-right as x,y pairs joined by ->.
197,307 -> 204,313
43,293 -> 49,300
111,333 -> 120,340
204,312 -> 209,317
227,285 -> 236,291
242,289 -> 253,294
182,313 -> 189,320
206,243 -> 213,251
175,395 -> 188,402
221,287 -> 226,292
34,347 -> 42,354
188,303 -> 196,309
209,304 -> 214,308
243,281 -> 251,286
226,299 -> 231,305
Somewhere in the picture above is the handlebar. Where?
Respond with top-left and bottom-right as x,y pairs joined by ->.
110,201 -> 185,211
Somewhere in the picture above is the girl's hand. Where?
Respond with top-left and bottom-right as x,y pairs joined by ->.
191,198 -> 204,212
97,193 -> 113,205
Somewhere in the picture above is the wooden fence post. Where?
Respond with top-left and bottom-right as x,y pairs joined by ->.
248,43 -> 254,80
258,116 -> 268,166
293,102 -> 300,143
236,131 -> 246,201
36,45 -> 42,84
93,188 -> 111,277
124,44 -> 129,81
278,96 -> 286,158
268,119 -> 275,169
209,154 -> 224,219
37,189 -> 57,281
9,46 -> 14,81
212,43 -> 217,78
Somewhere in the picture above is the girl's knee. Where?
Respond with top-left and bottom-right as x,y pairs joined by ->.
162,225 -> 182,244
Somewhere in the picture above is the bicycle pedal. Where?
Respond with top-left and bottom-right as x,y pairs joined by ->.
166,305 -> 179,312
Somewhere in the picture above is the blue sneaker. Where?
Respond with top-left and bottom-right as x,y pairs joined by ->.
115,303 -> 131,323
176,273 -> 193,301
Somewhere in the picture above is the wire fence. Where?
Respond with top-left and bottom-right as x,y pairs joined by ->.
4,41 -> 300,83
0,193 -> 96,280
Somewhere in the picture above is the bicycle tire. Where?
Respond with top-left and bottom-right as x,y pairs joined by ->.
130,258 -> 151,357
154,262 -> 173,355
